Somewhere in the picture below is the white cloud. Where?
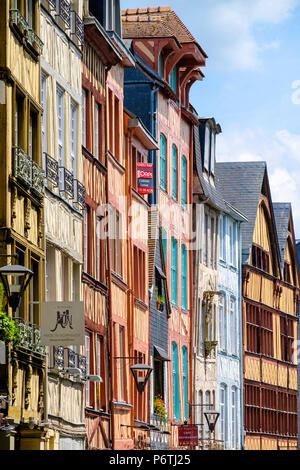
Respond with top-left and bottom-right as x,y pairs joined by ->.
195,0 -> 300,70
217,127 -> 300,234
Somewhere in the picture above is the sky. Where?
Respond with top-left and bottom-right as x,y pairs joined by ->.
121,0 -> 300,236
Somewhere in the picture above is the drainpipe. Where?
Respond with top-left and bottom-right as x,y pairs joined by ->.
148,85 -> 159,207
238,221 -> 245,449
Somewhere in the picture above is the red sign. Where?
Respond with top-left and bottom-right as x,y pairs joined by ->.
137,162 -> 154,195
178,425 -> 198,446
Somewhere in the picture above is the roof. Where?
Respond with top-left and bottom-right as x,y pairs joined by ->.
273,203 -> 291,271
215,161 -> 281,267
122,6 -> 208,57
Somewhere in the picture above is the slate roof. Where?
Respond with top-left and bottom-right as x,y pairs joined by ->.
214,161 -> 281,266
273,203 -> 291,271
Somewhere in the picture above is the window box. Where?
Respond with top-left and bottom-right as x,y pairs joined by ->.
154,395 -> 168,423
44,153 -> 59,187
10,9 -> 29,36
26,28 -> 44,54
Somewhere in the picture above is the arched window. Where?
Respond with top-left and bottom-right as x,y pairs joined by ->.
172,342 -> 180,420
172,144 -> 177,200
181,155 -> 187,207
231,387 -> 238,449
171,237 -> 178,305
160,134 -> 167,191
182,346 -> 188,421
181,244 -> 187,310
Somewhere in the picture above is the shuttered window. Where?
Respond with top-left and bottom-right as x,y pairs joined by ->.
172,144 -> 177,200
161,227 -> 167,266
170,66 -> 177,93
182,346 -> 188,421
171,237 -> 178,305
181,155 -> 187,207
181,244 -> 187,310
172,342 -> 180,420
160,134 -> 167,191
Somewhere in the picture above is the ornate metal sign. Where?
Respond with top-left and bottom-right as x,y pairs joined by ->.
40,301 -> 85,346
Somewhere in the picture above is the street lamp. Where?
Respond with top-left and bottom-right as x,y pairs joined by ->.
204,409 -> 220,434
0,263 -> 33,312
130,364 -> 152,394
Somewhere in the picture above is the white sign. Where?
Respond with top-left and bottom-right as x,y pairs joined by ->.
40,301 -> 85,346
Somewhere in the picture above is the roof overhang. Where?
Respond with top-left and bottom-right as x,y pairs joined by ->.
128,118 -> 158,150
84,17 -> 122,67
107,31 -> 136,68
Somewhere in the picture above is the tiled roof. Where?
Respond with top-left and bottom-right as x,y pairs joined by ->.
122,6 -> 202,47
214,162 -> 267,263
273,203 -> 291,271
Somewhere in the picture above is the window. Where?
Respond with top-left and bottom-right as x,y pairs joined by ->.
210,217 -> 215,268
229,221 -> 237,267
160,134 -> 167,191
231,387 -> 238,449
219,384 -> 227,444
171,237 -> 178,305
210,131 -> 215,174
181,244 -> 187,310
205,390 -> 213,439
96,216 -> 106,284
85,333 -> 91,407
41,73 -> 47,156
82,89 -> 87,148
182,347 -> 188,421
161,227 -> 167,266
119,325 -> 125,401
203,214 -> 208,266
158,53 -> 163,77
284,261 -> 291,283
172,342 -> 180,420
29,257 -> 40,324
246,303 -> 273,357
198,391 -> 203,440
14,92 -> 25,149
219,215 -> 226,261
280,316 -> 294,363
71,100 -> 77,178
133,246 -> 146,302
83,206 -> 89,273
251,244 -> 270,273
229,298 -> 237,356
154,359 -> 164,400
218,294 -> 226,352
170,66 -> 177,94
57,86 -> 65,168
181,156 -> 187,207
172,145 -> 177,200
110,207 -> 122,276
27,0 -> 35,30
204,125 -> 210,171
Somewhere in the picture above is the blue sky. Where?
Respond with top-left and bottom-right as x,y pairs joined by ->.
121,0 -> 300,235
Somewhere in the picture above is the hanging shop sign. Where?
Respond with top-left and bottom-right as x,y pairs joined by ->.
137,162 -> 154,195
40,301 -> 85,346
178,425 -> 198,447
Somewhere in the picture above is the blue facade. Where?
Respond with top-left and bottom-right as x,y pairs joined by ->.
217,213 -> 244,450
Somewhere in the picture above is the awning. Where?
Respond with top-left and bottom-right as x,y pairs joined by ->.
155,265 -> 166,280
154,345 -> 170,362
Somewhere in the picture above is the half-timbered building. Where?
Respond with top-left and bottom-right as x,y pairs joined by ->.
0,0 -> 46,450
216,162 -> 300,451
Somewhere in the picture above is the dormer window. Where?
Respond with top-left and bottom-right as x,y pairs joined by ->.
204,124 -> 210,172
89,0 -> 121,37
210,131 -> 216,174
203,123 -> 217,176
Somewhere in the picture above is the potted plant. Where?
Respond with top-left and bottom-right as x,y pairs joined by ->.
155,287 -> 165,311
0,283 -> 22,348
154,394 -> 168,423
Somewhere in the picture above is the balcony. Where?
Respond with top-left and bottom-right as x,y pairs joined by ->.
26,28 -> 44,54
10,9 -> 28,34
71,11 -> 84,46
59,166 -> 74,199
14,317 -> 46,356
44,153 -> 59,187
57,0 -> 71,28
13,147 -> 44,198
73,179 -> 86,209
49,346 -> 87,375
150,413 -> 170,450
10,9 -> 43,57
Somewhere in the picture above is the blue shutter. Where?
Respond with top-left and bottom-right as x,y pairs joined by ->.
171,237 -> 178,305
181,156 -> 187,207
182,347 -> 188,421
160,134 -> 166,191
158,53 -> 162,77
172,144 -> 177,200
172,342 -> 180,420
170,66 -> 177,93
161,227 -> 167,266
181,244 -> 187,310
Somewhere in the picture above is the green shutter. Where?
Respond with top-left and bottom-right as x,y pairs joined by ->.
158,53 -> 162,77
170,66 -> 177,93
171,237 -> 178,305
160,134 -> 166,191
172,342 -> 180,420
172,145 -> 177,200
181,156 -> 187,207
181,244 -> 187,310
182,346 -> 188,421
161,227 -> 167,266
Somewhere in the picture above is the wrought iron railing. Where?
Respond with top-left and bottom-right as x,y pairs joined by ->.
58,0 -> 71,28
10,9 -> 28,32
71,11 -> 84,45
150,413 -> 170,450
32,161 -> 45,197
48,0 -> 57,9
59,166 -> 74,199
73,179 -> 86,209
14,317 -> 46,356
26,28 -> 44,53
198,438 -> 224,450
13,146 -> 33,187
44,153 -> 59,187
78,354 -> 87,375
49,346 -> 86,375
